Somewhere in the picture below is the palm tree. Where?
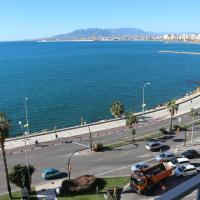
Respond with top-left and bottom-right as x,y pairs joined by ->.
110,101 -> 124,118
0,112 -> 12,199
167,100 -> 179,131
9,164 -> 35,193
126,114 -> 138,141
190,108 -> 198,144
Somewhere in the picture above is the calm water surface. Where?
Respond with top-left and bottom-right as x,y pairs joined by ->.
0,41 -> 200,136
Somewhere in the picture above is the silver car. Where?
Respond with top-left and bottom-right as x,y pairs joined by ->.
131,162 -> 150,173
174,164 -> 197,176
146,141 -> 164,151
156,151 -> 176,162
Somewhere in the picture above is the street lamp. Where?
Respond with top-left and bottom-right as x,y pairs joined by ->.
142,82 -> 151,119
24,97 -> 30,145
18,121 -> 31,185
87,125 -> 93,151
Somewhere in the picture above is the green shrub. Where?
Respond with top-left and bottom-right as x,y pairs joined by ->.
159,127 -> 167,134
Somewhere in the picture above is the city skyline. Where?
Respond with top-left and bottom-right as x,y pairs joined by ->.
1,0 -> 200,41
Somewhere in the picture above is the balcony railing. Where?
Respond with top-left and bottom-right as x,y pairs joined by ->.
155,173 -> 200,200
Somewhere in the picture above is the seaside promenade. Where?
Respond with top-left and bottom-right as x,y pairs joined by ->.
4,88 -> 200,150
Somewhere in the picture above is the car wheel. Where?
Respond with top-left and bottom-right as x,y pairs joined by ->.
193,172 -> 197,176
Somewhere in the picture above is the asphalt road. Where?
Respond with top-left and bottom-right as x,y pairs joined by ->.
0,110 -> 200,195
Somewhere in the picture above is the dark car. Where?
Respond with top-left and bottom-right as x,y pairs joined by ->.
181,149 -> 199,159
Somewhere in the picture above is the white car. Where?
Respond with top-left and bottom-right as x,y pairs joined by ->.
174,164 -> 197,176
131,162 -> 150,173
168,157 -> 190,168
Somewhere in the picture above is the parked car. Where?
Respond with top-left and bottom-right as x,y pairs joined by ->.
131,162 -> 150,173
168,157 -> 190,168
146,141 -> 164,151
42,168 -> 67,180
181,149 -> 199,159
174,164 -> 197,177
156,151 -> 176,162
147,139 -> 160,143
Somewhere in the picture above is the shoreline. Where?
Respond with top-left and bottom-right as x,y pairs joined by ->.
4,87 -> 200,150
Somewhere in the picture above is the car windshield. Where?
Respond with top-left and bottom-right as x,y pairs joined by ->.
132,177 -> 145,186
160,154 -> 165,157
180,161 -> 190,164
153,143 -> 160,147
172,160 -> 178,164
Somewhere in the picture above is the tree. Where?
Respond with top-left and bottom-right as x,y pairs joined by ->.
190,108 -> 198,144
0,112 -> 12,199
167,100 -> 179,131
110,101 -> 124,118
181,125 -> 188,146
126,114 -> 138,141
9,164 -> 35,193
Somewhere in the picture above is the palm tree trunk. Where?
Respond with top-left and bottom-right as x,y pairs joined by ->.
169,113 -> 173,131
0,140 -> 12,199
184,130 -> 187,146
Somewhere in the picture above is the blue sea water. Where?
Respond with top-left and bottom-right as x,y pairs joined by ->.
0,41 -> 200,136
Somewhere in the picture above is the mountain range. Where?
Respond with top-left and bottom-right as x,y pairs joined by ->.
48,28 -> 162,40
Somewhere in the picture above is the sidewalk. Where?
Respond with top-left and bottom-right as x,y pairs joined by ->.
4,89 -> 200,150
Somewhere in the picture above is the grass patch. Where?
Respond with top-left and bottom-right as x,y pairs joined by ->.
0,188 -> 37,200
58,176 -> 129,200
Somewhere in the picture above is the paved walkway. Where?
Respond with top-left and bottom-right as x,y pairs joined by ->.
4,89 -> 200,150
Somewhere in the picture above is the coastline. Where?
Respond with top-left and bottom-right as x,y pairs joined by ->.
4,87 -> 200,150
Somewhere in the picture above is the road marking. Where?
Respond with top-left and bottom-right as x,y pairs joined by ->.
96,158 -> 155,176
137,154 -> 152,158
96,166 -> 129,176
93,158 -> 103,162
72,141 -> 89,148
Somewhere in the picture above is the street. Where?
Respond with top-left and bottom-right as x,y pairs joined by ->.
0,110 -> 200,196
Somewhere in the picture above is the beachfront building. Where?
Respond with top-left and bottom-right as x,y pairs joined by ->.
162,33 -> 200,41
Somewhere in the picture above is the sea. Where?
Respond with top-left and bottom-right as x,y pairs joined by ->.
0,41 -> 200,136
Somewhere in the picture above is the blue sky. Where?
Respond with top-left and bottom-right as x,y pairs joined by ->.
0,0 -> 199,41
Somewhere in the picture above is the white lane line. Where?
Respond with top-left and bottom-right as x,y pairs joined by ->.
96,158 -> 155,176
72,141 -> 89,148
93,158 -> 103,162
96,166 -> 129,176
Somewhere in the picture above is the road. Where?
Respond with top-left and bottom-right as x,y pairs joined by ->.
0,110 -> 200,194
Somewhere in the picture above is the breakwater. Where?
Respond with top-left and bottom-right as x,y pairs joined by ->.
159,50 -> 200,55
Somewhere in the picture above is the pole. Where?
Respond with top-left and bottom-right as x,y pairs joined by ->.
142,83 -> 150,119
25,98 -> 30,145
67,148 -> 86,179
142,85 -> 145,118
191,116 -> 194,144
87,125 -> 93,151
19,122 -> 31,189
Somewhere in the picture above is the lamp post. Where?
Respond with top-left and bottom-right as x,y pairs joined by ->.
87,125 -> 93,151
24,97 -> 30,145
142,82 -> 151,119
18,121 -> 31,186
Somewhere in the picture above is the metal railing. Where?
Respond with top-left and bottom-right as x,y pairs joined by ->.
155,173 -> 200,200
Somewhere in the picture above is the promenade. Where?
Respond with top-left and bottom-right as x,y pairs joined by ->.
4,88 -> 200,150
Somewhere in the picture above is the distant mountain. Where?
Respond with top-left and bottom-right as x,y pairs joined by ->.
49,28 -> 160,40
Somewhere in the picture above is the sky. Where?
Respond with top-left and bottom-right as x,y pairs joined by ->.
0,0 -> 200,41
